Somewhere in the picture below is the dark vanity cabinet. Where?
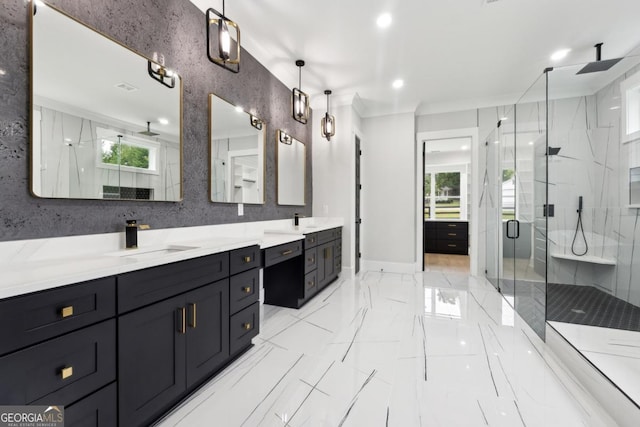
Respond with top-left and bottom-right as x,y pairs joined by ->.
117,246 -> 259,427
0,244 -> 260,427
424,221 -> 468,255
263,227 -> 342,309
0,277 -> 117,425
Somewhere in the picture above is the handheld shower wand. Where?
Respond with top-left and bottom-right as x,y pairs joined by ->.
571,196 -> 588,256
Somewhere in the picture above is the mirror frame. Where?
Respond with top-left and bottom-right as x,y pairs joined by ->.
208,94 -> 266,204
276,129 -> 306,206
29,1 -> 183,202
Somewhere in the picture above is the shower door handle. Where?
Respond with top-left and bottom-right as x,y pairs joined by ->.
506,220 -> 520,239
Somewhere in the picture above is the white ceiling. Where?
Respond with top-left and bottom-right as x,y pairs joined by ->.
191,0 -> 640,117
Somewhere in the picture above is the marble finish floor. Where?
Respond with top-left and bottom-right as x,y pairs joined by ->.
550,321 -> 640,406
157,271 -> 614,427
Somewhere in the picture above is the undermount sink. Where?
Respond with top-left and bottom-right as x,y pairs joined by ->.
107,244 -> 198,260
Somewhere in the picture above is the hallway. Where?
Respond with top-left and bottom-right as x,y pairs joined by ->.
157,270 -> 612,426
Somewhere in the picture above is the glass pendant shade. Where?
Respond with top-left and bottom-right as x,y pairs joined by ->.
147,52 -> 176,88
321,90 -> 335,140
292,60 -> 310,124
206,1 -> 240,73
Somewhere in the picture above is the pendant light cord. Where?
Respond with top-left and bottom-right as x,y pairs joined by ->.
571,208 -> 588,256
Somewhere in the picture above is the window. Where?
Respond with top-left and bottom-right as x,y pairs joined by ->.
424,165 -> 468,220
501,168 -> 515,220
621,70 -> 640,143
96,128 -> 158,174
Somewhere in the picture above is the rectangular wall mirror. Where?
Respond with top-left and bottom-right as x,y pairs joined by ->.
276,129 -> 305,206
209,95 -> 265,204
31,2 -> 182,201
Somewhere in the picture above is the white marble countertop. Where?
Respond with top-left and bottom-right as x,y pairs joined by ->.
0,218 -> 344,300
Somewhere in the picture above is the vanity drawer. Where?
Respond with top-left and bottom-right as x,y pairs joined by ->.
263,240 -> 303,267
304,247 -> 318,274
65,382 -> 117,427
305,232 -> 319,248
229,245 -> 260,275
229,268 -> 259,314
0,276 -> 115,356
118,252 -> 229,313
229,302 -> 259,355
436,229 -> 467,240
303,270 -> 318,299
317,228 -> 338,245
436,240 -> 468,255
0,319 -> 116,406
439,221 -> 468,232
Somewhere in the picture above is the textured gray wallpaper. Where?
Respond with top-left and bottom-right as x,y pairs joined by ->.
0,0 -> 312,241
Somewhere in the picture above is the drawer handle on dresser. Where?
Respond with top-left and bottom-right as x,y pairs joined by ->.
308,256 -> 315,263
242,323 -> 252,331
61,306 -> 74,318
448,244 -> 457,248
243,286 -> 252,294
281,249 -> 293,256
178,308 -> 186,334
61,366 -> 73,380
308,280 -> 315,288
310,238 -> 316,243
189,303 -> 197,329
243,256 -> 252,263
447,224 -> 457,228
448,233 -> 457,236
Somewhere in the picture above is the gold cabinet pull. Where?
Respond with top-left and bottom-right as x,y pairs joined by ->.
448,233 -> 457,236
308,280 -> 315,288
242,323 -> 252,330
448,244 -> 457,247
189,303 -> 197,329
243,286 -> 252,294
178,307 -> 186,334
243,256 -> 252,263
282,249 -> 293,256
61,366 -> 73,380
61,306 -> 74,318
447,224 -> 457,228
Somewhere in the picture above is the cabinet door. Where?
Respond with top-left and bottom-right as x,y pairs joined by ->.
318,242 -> 336,288
185,280 -> 229,388
118,296 -> 186,427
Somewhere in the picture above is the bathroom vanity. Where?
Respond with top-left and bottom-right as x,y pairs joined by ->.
263,227 -> 342,308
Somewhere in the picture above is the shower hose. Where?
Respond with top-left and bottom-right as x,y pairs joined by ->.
571,208 -> 588,256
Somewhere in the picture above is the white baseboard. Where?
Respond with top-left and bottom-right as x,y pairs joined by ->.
361,260 -> 417,274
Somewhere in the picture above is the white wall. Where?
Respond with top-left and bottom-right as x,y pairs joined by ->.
360,112 -> 416,272
313,102 -> 362,273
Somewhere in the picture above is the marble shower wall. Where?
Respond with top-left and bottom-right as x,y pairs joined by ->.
0,0 -> 312,241
547,62 -> 640,307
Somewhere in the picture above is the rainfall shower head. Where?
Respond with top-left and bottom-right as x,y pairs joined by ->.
576,43 -> 622,75
138,121 -> 159,137
547,147 -> 561,155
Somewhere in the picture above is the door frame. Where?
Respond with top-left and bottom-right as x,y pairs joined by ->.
416,128 -> 480,275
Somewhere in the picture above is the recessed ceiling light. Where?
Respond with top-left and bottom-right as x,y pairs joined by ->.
528,141 -> 534,145
610,106 -> 621,110
392,79 -> 404,89
64,138 -> 72,142
235,106 -> 243,113
158,118 -> 169,125
0,69 -> 6,76
551,48 -> 571,61
377,13 -> 392,29
461,145 -> 469,150
500,116 -> 508,121
494,140 -> 500,144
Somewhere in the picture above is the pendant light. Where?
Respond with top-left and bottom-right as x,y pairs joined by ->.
207,0 -> 240,73
147,52 -> 176,88
250,114 -> 263,131
292,60 -> 310,124
278,130 -> 292,145
321,90 -> 335,141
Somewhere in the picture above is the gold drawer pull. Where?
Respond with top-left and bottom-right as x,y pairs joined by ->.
61,366 -> 73,380
308,280 -> 315,288
448,233 -> 457,236
448,224 -> 457,227
308,256 -> 315,263
243,256 -> 252,263
282,249 -> 293,256
179,307 -> 186,334
242,323 -> 252,330
243,286 -> 252,293
448,244 -> 457,247
189,303 -> 197,329
61,306 -> 74,318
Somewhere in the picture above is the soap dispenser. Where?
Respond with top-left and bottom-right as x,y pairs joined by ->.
125,220 -> 139,249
